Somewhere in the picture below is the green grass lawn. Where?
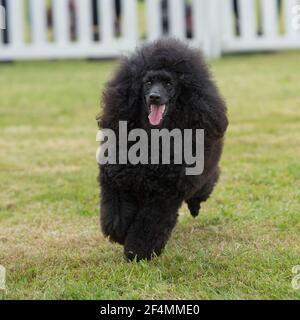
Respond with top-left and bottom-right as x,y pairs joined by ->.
0,51 -> 299,300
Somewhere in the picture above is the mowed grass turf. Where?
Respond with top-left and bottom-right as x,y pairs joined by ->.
0,51 -> 299,300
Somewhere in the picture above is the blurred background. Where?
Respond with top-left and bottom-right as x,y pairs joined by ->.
0,0 -> 300,300
0,0 -> 300,60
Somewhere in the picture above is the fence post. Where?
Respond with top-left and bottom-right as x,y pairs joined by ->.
239,0 -> 256,39
261,0 -> 278,38
7,0 -> 23,47
121,0 -> 138,47
75,0 -> 92,45
205,0 -> 222,58
169,0 -> 185,39
53,0 -> 69,45
99,0 -> 114,44
221,0 -> 234,46
146,0 -> 162,41
30,0 -> 47,45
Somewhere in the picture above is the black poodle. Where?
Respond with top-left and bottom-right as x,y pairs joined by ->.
97,39 -> 228,261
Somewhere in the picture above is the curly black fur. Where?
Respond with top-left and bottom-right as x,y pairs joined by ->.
97,39 -> 228,261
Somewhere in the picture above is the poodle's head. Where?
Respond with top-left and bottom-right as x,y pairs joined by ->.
100,39 -> 228,137
142,69 -> 179,127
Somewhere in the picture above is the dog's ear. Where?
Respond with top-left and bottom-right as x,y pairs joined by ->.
100,57 -> 141,129
177,65 -> 228,139
194,85 -> 228,139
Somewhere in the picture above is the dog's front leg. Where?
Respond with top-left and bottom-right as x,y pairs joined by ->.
124,199 -> 181,261
100,185 -> 138,245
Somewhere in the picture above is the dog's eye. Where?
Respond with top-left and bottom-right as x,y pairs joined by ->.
146,81 -> 152,86
166,82 -> 172,87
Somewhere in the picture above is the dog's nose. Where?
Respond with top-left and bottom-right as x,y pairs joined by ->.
149,93 -> 161,104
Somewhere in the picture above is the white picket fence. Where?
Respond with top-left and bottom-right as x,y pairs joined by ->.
222,0 -> 300,54
0,0 -> 300,60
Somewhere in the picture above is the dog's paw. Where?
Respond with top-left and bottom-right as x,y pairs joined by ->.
124,245 -> 160,262
187,203 -> 201,218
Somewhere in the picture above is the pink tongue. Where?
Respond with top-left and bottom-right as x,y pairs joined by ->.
148,104 -> 165,125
